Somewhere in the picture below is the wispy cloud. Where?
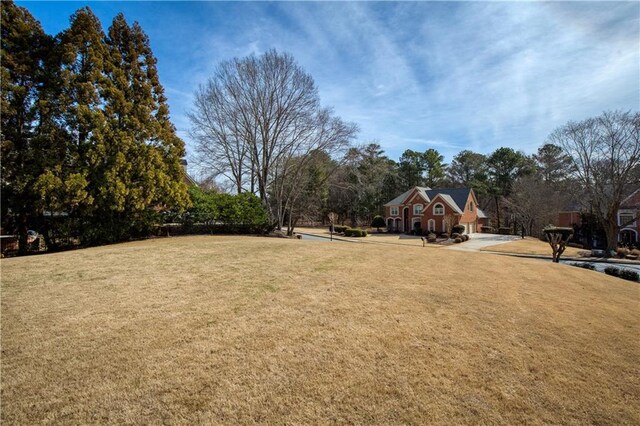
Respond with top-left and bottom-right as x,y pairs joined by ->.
20,1 -> 639,163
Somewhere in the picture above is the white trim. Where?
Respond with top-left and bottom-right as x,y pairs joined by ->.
390,206 -> 399,216
427,219 -> 436,232
618,210 -> 636,227
433,203 -> 444,215
619,228 -> 638,241
427,194 -> 462,214
386,217 -> 394,230
413,204 -> 423,215
406,190 -> 429,205
442,220 -> 447,232
412,217 -> 421,230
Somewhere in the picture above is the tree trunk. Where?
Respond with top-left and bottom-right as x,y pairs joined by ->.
494,196 -> 501,228
604,221 -> 618,256
17,211 -> 28,256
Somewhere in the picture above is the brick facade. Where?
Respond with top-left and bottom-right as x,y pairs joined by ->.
384,187 -> 483,234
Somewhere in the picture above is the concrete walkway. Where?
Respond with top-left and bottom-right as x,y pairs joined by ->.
445,233 -> 522,252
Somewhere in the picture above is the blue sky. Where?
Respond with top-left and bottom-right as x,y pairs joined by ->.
19,1 -> 640,165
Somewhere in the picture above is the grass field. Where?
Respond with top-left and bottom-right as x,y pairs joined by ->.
2,236 -> 639,424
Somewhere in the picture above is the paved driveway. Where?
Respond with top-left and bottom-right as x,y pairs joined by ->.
446,233 -> 522,252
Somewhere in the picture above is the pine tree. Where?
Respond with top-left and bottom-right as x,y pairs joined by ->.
33,8 -> 105,233
92,13 -> 188,240
1,0 -> 49,252
423,148 -> 445,187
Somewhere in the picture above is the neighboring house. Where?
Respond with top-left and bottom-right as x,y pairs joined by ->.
557,188 -> 640,245
618,189 -> 640,245
181,159 -> 199,187
383,186 -> 486,234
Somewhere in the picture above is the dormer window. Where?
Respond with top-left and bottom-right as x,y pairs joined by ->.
413,204 -> 423,215
433,203 -> 444,215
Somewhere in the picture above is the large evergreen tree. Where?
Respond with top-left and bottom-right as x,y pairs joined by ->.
397,149 -> 425,189
2,4 -> 190,249
86,14 -> 189,241
1,0 -> 50,253
33,7 -> 104,246
423,148 -> 445,187
487,147 -> 532,228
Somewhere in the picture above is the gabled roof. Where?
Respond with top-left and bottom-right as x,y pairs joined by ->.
620,188 -> 640,209
384,186 -> 475,212
428,193 -> 463,214
476,208 -> 488,219
384,186 -> 431,206
425,188 -> 472,213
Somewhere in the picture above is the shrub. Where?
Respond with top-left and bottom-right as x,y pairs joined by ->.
619,269 -> 639,282
462,234 -> 469,241
454,237 -> 462,243
499,227 -> 512,235
452,224 -> 465,234
427,233 -> 437,243
333,225 -> 347,233
451,232 -> 460,239
371,216 -> 386,231
616,247 -> 629,258
344,228 -> 366,237
604,267 -> 620,277
571,262 -> 596,271
632,249 -> 640,256
441,232 -> 449,239
482,226 -> 495,233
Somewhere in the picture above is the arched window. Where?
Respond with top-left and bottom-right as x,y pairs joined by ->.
433,203 -> 444,215
428,219 -> 436,231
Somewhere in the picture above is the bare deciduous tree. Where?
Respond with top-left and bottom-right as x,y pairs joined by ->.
548,110 -> 640,253
189,50 -> 358,232
505,175 -> 569,237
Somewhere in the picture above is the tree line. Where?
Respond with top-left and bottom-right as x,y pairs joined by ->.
3,1 -> 637,254
191,46 -> 639,251
2,2 -> 190,253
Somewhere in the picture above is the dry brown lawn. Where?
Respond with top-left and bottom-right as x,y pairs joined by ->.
296,226 -> 438,247
2,236 -> 639,424
481,237 -> 586,257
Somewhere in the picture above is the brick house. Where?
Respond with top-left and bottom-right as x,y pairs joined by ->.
557,188 -> 640,246
383,186 -> 487,234
618,188 -> 640,245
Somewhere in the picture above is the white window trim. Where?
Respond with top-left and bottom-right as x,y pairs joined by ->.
428,219 -> 436,232
618,210 -> 636,227
413,204 -> 423,215
390,207 -> 399,216
433,203 -> 444,216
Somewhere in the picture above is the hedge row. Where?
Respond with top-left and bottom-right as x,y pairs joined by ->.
156,223 -> 269,236
604,267 -> 639,282
344,228 -> 368,237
